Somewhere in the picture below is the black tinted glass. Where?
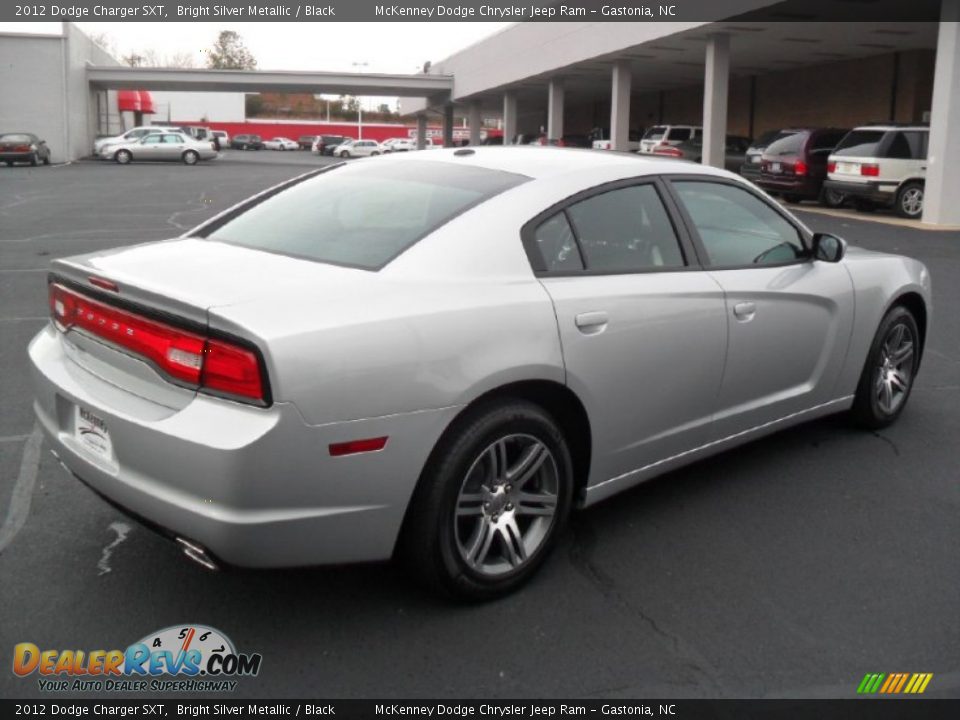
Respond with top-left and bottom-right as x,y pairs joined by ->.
834,130 -> 885,157
202,161 -> 528,270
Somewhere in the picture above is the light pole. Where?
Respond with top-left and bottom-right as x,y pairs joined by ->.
352,62 -> 368,140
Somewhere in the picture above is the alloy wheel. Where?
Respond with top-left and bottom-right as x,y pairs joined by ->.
454,434 -> 559,577
901,187 -> 923,217
875,322 -> 915,414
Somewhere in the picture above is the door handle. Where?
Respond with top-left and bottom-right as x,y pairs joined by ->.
733,301 -> 756,321
575,311 -> 609,334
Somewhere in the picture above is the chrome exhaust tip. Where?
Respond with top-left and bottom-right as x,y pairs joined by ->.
176,537 -> 219,571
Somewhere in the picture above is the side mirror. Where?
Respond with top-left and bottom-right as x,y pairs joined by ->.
812,232 -> 846,263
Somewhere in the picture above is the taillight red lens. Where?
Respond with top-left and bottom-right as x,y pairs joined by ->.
48,283 -> 265,404
14,145 -> 31,152
654,146 -> 682,157
861,163 -> 880,177
827,161 -> 836,173
794,160 -> 808,176
201,339 -> 263,402
329,437 -> 389,457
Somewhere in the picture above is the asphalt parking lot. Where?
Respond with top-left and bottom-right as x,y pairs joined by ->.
1,150 -> 957,700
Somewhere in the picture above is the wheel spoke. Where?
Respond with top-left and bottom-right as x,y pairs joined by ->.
485,440 -> 509,484
891,341 -> 914,366
515,491 -> 557,517
889,372 -> 908,392
879,379 -> 894,410
507,441 -> 548,489
498,517 -> 527,567
456,493 -> 486,517
465,517 -> 496,567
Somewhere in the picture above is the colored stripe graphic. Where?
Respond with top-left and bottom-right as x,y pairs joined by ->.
859,673 -> 933,694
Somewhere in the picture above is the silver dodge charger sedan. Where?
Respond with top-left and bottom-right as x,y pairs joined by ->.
29,148 -> 931,598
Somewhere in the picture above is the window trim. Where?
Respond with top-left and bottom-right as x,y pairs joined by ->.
521,176 -> 701,277
661,174 -> 815,271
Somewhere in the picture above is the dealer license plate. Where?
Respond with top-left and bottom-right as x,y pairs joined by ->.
75,405 -> 113,461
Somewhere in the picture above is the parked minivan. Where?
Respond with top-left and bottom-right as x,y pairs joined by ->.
740,129 -> 799,183
755,127 -> 849,206
823,125 -> 929,218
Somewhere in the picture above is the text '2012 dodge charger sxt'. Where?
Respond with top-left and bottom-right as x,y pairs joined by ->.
29,148 -> 931,598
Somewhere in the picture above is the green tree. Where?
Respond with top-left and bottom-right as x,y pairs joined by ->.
206,31 -> 257,70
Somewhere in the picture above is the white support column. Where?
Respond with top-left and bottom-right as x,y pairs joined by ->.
610,60 -> 631,152
503,92 -> 518,144
702,33 -> 730,169
416,114 -> 427,150
547,78 -> 565,140
468,101 -> 482,145
923,0 -> 960,226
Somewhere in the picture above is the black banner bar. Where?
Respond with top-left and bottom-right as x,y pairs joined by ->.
0,0 -> 948,24
2,700 -> 960,720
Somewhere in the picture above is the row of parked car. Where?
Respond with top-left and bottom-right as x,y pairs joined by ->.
572,122 -> 929,218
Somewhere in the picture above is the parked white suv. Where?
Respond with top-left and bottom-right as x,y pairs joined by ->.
333,139 -> 382,158
824,125 -> 928,218
637,125 -> 702,154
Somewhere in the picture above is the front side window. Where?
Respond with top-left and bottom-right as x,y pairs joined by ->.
673,181 -> 805,267
200,161 -> 528,270
563,184 -> 685,272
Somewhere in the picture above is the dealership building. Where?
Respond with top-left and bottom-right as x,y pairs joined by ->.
1,0 -> 959,225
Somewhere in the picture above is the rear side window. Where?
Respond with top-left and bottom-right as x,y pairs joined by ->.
201,161 -> 528,270
834,130 -> 885,157
667,128 -> 692,142
884,131 -> 927,160
532,213 -> 583,272
564,184 -> 685,272
673,181 -> 805,267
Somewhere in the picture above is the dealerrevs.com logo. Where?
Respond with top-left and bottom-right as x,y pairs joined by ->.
13,625 -> 262,693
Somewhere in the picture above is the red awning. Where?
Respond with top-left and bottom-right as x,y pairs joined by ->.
117,89 -> 141,112
117,90 -> 154,113
138,91 -> 155,114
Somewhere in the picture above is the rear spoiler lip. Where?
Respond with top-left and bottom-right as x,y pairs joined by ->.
46,272 -> 274,408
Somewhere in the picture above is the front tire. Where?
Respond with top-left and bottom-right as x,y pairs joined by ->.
182,150 -> 199,165
851,305 -> 920,429
114,150 -> 132,165
400,399 -> 574,600
340,150 -> 350,158
895,181 -> 924,219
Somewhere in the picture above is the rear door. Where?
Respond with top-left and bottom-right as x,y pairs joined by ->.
161,133 -> 186,160
666,177 -> 854,440
525,178 -> 727,485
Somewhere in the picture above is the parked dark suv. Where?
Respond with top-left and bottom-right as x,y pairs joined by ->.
755,128 -> 849,206
317,135 -> 351,156
230,134 -> 263,151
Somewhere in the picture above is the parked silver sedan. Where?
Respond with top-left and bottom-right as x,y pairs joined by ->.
29,148 -> 931,598
100,131 -> 218,165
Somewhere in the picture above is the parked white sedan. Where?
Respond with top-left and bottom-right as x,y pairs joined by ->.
333,139 -> 382,158
263,137 -> 299,151
99,132 -> 219,165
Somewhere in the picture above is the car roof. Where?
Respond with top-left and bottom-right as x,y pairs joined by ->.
374,146 -> 725,181
851,125 -> 928,132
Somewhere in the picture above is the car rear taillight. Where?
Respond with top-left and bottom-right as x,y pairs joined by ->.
827,161 -> 836,173
861,163 -> 880,177
48,282 -> 267,405
14,145 -> 31,152
653,146 -> 682,157
794,160 -> 808,176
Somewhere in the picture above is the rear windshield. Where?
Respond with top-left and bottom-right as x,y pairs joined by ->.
0,134 -> 33,143
832,130 -> 886,157
644,126 -> 668,140
751,130 -> 796,151
764,131 -> 808,156
200,161 -> 529,270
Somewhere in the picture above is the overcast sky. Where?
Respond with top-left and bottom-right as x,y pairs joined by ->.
1,22 -> 512,73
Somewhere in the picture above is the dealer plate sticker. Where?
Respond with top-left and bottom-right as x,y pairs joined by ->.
75,406 -> 113,460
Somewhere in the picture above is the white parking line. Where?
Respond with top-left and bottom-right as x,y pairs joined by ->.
0,424 -> 43,553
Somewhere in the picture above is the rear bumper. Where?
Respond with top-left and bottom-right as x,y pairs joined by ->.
754,175 -> 822,198
29,324 -> 459,568
0,152 -> 34,162
823,179 -> 896,204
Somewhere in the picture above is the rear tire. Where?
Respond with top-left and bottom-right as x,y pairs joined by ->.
42,155 -> 50,166
114,150 -> 132,165
820,187 -> 845,208
895,181 -> 924,219
30,153 -> 38,167
399,399 -> 574,601
850,305 -> 920,429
